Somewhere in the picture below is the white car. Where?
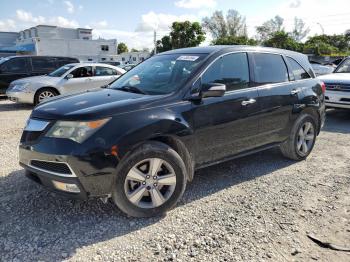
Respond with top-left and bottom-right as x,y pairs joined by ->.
310,62 -> 334,76
6,63 -> 126,105
318,57 -> 350,109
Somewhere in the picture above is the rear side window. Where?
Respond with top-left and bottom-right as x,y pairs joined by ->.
56,58 -> 77,67
0,57 -> 28,73
252,53 -> 288,84
31,57 -> 56,71
202,53 -> 250,92
286,57 -> 310,80
95,66 -> 118,76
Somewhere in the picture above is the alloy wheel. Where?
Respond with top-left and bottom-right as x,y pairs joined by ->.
296,121 -> 315,156
124,158 -> 177,208
38,91 -> 55,102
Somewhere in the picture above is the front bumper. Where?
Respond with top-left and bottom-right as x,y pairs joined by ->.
6,90 -> 34,104
325,90 -> 350,109
19,139 -> 118,199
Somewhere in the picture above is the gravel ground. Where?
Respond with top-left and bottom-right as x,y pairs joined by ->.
0,99 -> 349,262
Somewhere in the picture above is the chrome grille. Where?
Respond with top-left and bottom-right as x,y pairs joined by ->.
325,83 -> 350,92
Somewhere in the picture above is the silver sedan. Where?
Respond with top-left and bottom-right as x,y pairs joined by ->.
6,63 -> 126,105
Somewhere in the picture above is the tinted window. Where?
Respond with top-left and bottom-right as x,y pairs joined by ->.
31,57 -> 56,71
70,66 -> 93,78
202,53 -> 249,91
95,66 -> 118,76
252,53 -> 288,84
56,58 -> 78,67
0,58 -> 28,73
286,57 -> 310,80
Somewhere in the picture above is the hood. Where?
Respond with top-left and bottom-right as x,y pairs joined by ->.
318,73 -> 350,83
31,88 -> 162,120
12,75 -> 60,86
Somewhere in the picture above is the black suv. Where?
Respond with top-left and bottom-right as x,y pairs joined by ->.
19,46 -> 325,217
0,55 -> 79,94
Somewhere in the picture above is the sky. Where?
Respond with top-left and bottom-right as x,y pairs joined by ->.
0,0 -> 350,49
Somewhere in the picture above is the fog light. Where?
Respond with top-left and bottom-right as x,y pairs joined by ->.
52,181 -> 80,193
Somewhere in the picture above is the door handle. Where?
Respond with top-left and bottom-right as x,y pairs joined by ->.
290,88 -> 302,95
241,98 -> 256,106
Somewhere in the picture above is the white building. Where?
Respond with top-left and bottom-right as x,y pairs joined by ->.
116,51 -> 151,65
0,25 -> 118,62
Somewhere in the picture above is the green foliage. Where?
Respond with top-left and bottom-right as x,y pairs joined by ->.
156,21 -> 206,53
117,42 -> 128,54
304,34 -> 350,55
256,16 -> 284,42
130,48 -> 139,52
213,35 -> 257,46
263,31 -> 302,52
170,21 -> 206,49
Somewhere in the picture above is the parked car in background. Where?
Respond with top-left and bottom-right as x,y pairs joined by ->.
0,56 -> 79,94
102,61 -> 121,67
19,46 -> 325,217
6,63 -> 125,105
318,56 -> 350,109
121,63 -> 137,71
310,61 -> 334,76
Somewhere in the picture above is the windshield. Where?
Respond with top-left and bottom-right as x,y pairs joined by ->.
334,58 -> 350,73
109,54 -> 207,95
48,64 -> 75,77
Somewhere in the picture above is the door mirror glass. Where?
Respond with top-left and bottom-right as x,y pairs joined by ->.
66,73 -> 74,79
201,82 -> 226,98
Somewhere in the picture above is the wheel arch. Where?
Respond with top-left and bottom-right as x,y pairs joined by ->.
34,86 -> 60,101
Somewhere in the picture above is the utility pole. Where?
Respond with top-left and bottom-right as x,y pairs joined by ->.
154,30 -> 157,55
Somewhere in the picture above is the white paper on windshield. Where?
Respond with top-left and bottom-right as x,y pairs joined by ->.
176,56 -> 199,61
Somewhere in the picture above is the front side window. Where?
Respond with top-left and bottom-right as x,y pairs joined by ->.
95,66 -> 118,76
70,66 -> 93,78
335,58 -> 350,73
48,65 -> 75,77
252,53 -> 289,84
110,53 -> 207,95
1,58 -> 28,73
202,53 -> 250,92
286,57 -> 310,80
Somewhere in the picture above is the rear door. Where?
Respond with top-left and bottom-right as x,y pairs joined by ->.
60,66 -> 94,94
192,52 -> 261,165
94,66 -> 120,87
30,57 -> 57,76
249,52 -> 302,144
0,57 -> 30,93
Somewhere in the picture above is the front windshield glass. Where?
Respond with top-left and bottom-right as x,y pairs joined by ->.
48,64 -> 75,77
335,58 -> 350,73
109,53 -> 207,95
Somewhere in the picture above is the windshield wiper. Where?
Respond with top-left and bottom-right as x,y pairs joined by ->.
115,86 -> 147,95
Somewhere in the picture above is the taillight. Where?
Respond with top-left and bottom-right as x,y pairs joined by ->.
320,82 -> 326,93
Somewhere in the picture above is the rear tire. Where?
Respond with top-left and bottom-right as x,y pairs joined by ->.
280,114 -> 317,161
112,141 -> 187,217
34,88 -> 58,105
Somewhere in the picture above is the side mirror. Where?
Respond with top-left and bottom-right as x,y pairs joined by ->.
66,74 -> 74,79
201,83 -> 226,98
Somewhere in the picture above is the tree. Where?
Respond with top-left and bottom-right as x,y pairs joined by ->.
170,21 -> 206,49
263,31 -> 302,52
256,16 -> 284,42
291,17 -> 310,42
156,35 -> 172,53
212,35 -> 257,46
130,48 -> 139,52
117,42 -> 128,54
202,9 -> 247,39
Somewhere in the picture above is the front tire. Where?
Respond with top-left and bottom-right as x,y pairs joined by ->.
112,141 -> 187,217
34,88 -> 58,105
280,114 -> 317,161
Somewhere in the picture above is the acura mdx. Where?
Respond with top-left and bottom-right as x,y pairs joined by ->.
19,46 -> 326,217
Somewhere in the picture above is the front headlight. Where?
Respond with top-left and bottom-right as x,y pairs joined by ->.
46,118 -> 110,143
11,83 -> 30,92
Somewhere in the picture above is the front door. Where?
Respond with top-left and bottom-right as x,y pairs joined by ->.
61,66 -> 94,94
192,52 -> 261,166
94,66 -> 120,87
